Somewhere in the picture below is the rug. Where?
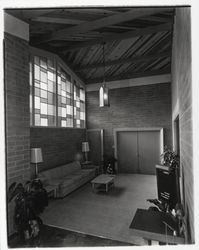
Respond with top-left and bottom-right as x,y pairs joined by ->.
41,174 -> 157,245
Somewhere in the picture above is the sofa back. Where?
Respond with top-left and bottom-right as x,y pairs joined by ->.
38,161 -> 81,184
62,161 -> 81,176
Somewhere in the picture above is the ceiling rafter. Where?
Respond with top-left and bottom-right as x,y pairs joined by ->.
6,7 -> 174,84
108,25 -> 137,31
140,15 -> 171,23
19,9 -> 57,19
32,7 -> 173,44
74,50 -> 170,71
86,68 -> 170,84
31,16 -> 85,25
60,22 -> 172,52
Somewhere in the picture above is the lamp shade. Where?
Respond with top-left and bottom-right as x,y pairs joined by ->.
99,85 -> 109,107
31,148 -> 43,163
82,142 -> 90,152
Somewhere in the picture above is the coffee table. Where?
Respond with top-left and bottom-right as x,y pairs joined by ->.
91,174 -> 115,193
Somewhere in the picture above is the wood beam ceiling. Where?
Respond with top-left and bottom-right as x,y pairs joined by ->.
86,68 -> 170,84
31,16 -> 85,25
32,7 -> 173,44
74,50 -> 170,71
60,23 -> 172,52
17,9 -> 57,19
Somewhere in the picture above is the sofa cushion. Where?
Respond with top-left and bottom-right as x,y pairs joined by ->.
81,169 -> 96,176
38,161 -> 81,182
59,178 -> 78,188
49,178 -> 63,187
61,161 -> 81,176
38,167 -> 62,181
64,169 -> 95,180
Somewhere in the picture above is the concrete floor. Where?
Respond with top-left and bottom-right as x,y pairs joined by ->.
41,174 -> 157,245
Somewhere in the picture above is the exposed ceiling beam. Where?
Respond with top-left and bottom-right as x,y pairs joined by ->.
86,74 -> 171,91
86,68 -> 170,84
140,13 -> 172,23
66,8 -> 121,15
108,25 -> 137,31
32,8 -> 173,44
31,16 -> 85,25
60,22 -> 172,52
74,51 -> 170,71
21,9 -> 57,19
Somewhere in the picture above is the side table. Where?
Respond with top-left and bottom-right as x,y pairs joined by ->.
81,161 -> 101,176
45,185 -> 57,198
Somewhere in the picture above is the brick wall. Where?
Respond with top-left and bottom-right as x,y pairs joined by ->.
4,33 -> 30,235
86,82 -> 172,157
30,128 -> 86,172
171,8 -> 194,243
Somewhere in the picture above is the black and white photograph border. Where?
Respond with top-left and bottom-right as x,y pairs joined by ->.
0,0 -> 199,250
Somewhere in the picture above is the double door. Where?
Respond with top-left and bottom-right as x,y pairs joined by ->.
116,130 -> 162,175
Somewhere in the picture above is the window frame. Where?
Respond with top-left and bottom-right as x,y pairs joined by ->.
73,80 -> 86,128
29,47 -> 86,129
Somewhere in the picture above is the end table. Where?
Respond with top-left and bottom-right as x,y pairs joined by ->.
81,161 -> 101,176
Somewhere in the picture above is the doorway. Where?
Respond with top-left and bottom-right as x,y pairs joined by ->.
87,129 -> 104,166
114,128 -> 164,175
174,115 -> 180,156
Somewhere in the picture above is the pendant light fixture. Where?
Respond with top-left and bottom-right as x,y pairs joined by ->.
99,42 -> 110,107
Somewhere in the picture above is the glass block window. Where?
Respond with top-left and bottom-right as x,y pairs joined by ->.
57,65 -> 73,127
74,82 -> 85,128
33,56 -> 56,126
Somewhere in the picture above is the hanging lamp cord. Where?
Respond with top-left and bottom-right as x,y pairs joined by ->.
102,42 -> 106,85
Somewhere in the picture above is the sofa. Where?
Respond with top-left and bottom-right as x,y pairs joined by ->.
38,161 -> 96,198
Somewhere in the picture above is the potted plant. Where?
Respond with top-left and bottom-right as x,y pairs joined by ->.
8,179 -> 48,246
160,146 -> 180,172
103,154 -> 117,174
147,147 -> 180,212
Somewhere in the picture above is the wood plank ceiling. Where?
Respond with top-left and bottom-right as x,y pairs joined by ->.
6,7 -> 175,84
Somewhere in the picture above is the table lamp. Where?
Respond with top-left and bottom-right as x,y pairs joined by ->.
31,148 -> 43,177
82,142 -> 90,163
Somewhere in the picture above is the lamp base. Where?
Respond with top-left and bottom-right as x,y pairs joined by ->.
84,152 -> 89,162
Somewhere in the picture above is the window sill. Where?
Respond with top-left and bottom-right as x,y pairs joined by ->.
30,126 -> 86,130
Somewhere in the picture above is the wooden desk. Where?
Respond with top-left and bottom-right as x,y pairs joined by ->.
130,209 -> 185,245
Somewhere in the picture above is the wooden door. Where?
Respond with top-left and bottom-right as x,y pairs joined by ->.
117,131 -> 138,173
87,129 -> 103,166
116,129 -> 161,174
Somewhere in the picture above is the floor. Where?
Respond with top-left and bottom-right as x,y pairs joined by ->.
41,174 -> 157,246
9,224 -> 133,247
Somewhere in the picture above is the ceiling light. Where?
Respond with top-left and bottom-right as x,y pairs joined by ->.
99,43 -> 110,107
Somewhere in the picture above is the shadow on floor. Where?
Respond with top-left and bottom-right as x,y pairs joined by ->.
95,186 -> 126,197
8,224 -> 134,248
